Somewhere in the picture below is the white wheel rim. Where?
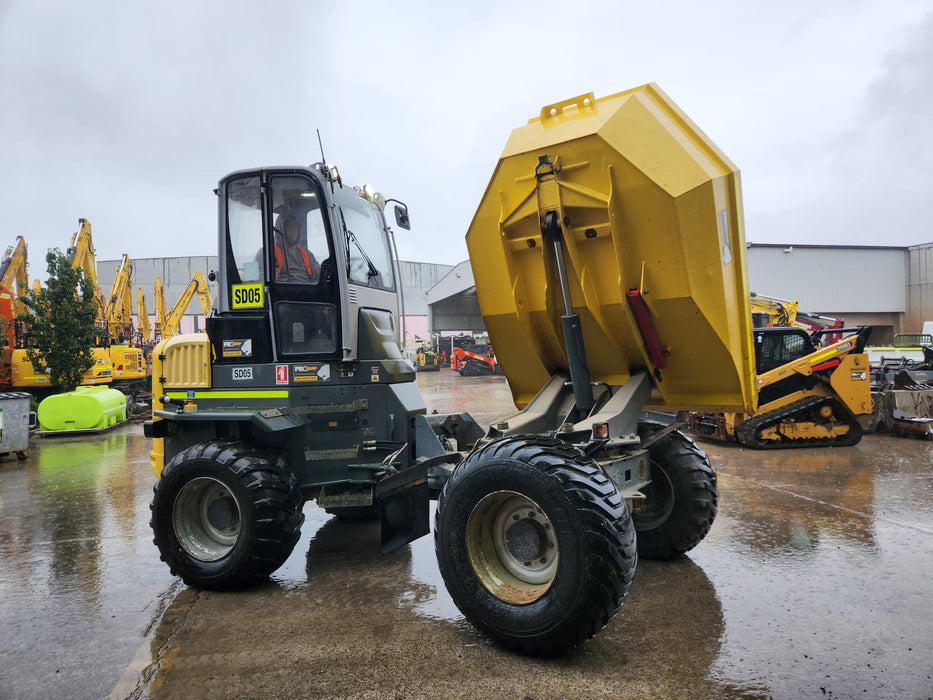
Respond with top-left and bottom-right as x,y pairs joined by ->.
465,490 -> 559,604
173,477 -> 241,562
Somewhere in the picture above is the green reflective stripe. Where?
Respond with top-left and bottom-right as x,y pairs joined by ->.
166,390 -> 289,400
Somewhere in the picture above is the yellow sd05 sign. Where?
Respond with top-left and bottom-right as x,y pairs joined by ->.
231,283 -> 264,309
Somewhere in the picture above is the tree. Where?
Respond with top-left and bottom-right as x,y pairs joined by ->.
17,248 -> 100,391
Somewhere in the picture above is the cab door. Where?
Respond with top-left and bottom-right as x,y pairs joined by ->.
264,172 -> 341,361
214,169 -> 341,364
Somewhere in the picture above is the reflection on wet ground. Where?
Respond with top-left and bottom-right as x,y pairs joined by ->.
1,369 -> 931,698
697,437 -> 933,698
415,369 -> 515,428
0,428 -> 177,699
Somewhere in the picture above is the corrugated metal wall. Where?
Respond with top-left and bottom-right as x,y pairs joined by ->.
98,256 -> 219,320
746,245 -> 906,313
906,243 -> 933,330
98,257 -> 452,324
95,245 -> 929,339
398,261 -> 455,315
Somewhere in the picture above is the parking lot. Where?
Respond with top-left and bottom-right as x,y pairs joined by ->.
1,369 -> 931,699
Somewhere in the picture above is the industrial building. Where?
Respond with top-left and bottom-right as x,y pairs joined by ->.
97,241 -> 932,347
415,242 -> 933,348
97,255 -> 217,337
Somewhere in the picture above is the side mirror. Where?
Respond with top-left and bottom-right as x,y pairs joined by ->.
394,204 -> 411,231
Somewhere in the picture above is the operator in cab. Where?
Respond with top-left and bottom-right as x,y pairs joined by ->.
275,215 -> 320,283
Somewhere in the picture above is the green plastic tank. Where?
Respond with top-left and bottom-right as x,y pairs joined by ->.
37,386 -> 128,432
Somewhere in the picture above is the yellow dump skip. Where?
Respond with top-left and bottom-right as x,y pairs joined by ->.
465,84 -> 756,412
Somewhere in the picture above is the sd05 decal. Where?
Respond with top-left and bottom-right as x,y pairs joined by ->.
231,283 -> 264,309
232,367 -> 253,381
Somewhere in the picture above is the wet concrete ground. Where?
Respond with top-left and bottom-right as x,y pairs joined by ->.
1,369 -> 931,698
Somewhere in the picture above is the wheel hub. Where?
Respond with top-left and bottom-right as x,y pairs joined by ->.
466,491 -> 559,604
503,518 -> 546,561
206,496 -> 237,531
632,461 -> 674,531
173,477 -> 242,562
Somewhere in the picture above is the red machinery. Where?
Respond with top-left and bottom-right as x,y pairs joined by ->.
451,346 -> 497,376
794,311 -> 846,346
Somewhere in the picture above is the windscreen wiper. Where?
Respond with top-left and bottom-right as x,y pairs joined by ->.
340,211 -> 379,283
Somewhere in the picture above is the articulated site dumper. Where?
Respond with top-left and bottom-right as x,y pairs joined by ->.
145,83 -> 755,656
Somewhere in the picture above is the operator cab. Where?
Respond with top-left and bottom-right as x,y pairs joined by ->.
754,327 -> 815,374
754,327 -> 816,405
209,164 -> 408,366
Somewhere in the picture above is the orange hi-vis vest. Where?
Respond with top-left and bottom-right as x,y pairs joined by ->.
274,243 -> 313,275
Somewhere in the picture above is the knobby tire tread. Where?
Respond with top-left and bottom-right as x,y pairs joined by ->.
151,439 -> 304,590
635,423 -> 718,559
435,434 -> 636,656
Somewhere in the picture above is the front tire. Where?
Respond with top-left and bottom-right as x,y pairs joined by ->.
435,435 -> 636,656
632,423 -> 718,559
150,440 -> 304,590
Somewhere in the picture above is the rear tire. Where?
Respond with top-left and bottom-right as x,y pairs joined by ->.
150,440 -> 304,590
435,435 -> 636,656
632,423 -> 718,559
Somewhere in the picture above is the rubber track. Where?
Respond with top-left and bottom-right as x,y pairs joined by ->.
435,435 -> 636,656
458,359 -> 496,376
735,395 -> 863,449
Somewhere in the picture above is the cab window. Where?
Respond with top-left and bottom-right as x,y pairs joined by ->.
269,175 -> 331,284
267,175 -> 339,356
226,176 -> 263,285
334,188 -> 395,290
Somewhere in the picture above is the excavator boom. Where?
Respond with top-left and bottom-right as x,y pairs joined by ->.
66,218 -> 106,322
749,292 -> 798,328
154,277 -> 166,340
195,271 -> 213,317
0,236 -> 29,317
162,272 -> 211,338
67,218 -> 99,291
137,288 -> 150,344
105,254 -> 134,343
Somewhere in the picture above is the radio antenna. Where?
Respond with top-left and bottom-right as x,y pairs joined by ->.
317,129 -> 326,169
317,129 -> 336,193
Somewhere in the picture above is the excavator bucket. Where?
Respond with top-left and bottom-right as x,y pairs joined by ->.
466,84 -> 756,412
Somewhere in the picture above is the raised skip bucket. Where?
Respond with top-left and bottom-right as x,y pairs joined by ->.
465,84 -> 756,413
38,386 -> 127,432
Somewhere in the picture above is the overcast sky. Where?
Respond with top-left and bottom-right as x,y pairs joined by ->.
1,0 -> 930,279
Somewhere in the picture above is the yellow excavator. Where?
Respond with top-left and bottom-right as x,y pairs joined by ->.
749,291 -> 846,342
11,218 -> 114,391
137,288 -> 151,345
102,254 -> 146,385
0,236 -> 29,386
66,217 -> 108,319
195,272 -> 214,322
104,255 -> 134,343
749,293 -> 798,328
153,276 -> 166,341
161,271 -> 212,338
0,236 -> 29,316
